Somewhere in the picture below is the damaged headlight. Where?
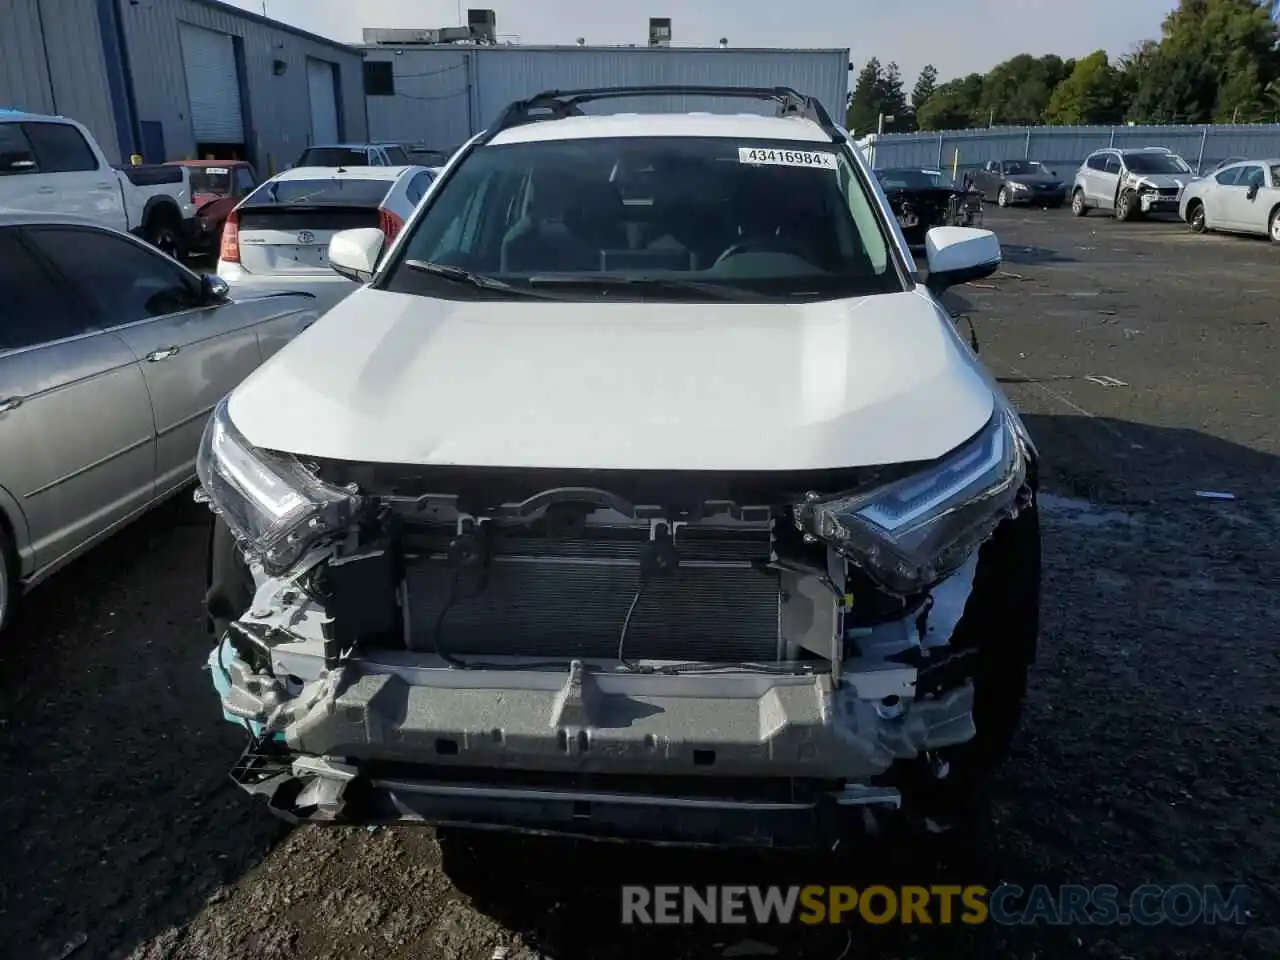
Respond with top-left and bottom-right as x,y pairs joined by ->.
196,397 -> 360,574
794,408 -> 1028,595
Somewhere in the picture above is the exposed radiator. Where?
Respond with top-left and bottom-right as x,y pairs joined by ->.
402,527 -> 781,662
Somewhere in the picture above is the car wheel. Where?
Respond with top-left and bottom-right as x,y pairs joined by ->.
1071,189 -> 1088,217
996,187 -> 1009,207
1114,190 -> 1139,222
1269,207 -> 1280,243
0,526 -> 12,634
1187,200 -> 1207,234
145,215 -> 183,260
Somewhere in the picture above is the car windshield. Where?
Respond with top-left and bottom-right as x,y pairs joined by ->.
187,166 -> 232,195
1124,152 -> 1191,174
243,177 -> 392,206
878,168 -> 955,189
1004,161 -> 1047,175
297,147 -> 368,167
382,136 -> 900,302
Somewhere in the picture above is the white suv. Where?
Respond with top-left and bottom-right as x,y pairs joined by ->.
198,85 -> 1040,849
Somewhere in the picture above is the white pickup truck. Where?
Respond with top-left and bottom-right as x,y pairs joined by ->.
0,109 -> 195,256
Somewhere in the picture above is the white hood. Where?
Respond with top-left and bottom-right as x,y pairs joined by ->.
226,287 -> 996,472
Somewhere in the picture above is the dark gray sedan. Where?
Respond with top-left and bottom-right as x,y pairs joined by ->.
970,159 -> 1068,208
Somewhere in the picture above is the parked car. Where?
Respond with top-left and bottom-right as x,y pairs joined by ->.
1179,158 -> 1280,241
0,110 -> 195,255
1201,156 -> 1247,178
291,142 -> 411,168
1071,147 -> 1194,220
874,167 -> 984,248
0,212 -> 320,633
970,159 -> 1066,208
168,159 -> 260,256
199,84 -> 1040,850
216,164 -> 436,312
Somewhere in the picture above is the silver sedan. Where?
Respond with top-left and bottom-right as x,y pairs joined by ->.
0,213 -> 321,631
1180,159 -> 1280,241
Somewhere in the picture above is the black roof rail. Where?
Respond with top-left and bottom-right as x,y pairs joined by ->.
477,85 -> 846,145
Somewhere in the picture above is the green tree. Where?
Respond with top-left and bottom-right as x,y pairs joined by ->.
911,64 -> 938,113
876,61 -> 911,130
915,73 -> 985,130
846,58 -> 884,134
1129,0 -> 1279,122
1043,50 -> 1125,124
973,54 -> 1071,125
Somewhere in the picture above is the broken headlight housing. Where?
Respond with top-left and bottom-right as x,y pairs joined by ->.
196,396 -> 360,575
794,408 -> 1028,595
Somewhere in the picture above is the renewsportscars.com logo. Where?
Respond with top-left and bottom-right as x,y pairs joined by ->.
620,884 -> 1251,926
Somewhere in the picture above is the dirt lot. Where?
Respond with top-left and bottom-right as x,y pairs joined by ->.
1,208 -> 1278,960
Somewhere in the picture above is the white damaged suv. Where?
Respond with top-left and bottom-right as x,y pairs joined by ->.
198,85 -> 1040,848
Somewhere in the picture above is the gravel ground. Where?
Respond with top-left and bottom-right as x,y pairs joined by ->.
2,208 -> 1278,960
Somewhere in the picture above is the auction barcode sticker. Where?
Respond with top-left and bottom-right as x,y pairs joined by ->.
737,147 -> 837,170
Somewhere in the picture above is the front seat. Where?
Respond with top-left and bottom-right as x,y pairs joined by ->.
501,172 -> 605,273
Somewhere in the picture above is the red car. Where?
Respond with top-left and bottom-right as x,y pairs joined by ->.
167,160 -> 259,256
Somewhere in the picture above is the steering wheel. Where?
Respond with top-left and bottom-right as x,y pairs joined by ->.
713,236 -> 814,268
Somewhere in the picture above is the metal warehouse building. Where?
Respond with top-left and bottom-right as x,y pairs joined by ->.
1,0 -> 367,171
360,39 -> 851,153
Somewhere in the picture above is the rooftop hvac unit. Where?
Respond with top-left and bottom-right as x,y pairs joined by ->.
467,9 -> 497,42
648,17 -> 671,47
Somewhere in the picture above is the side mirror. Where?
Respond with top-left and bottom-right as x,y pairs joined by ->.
329,228 -> 386,283
1247,183 -> 1260,201
201,274 -> 230,302
923,227 -> 1001,294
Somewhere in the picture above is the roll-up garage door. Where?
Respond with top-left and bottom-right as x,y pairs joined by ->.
307,59 -> 340,144
178,24 -> 244,143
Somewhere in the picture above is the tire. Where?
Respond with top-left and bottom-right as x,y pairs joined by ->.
1114,189 -> 1139,222
1071,188 -> 1089,217
1269,207 -> 1280,244
144,211 -> 184,260
205,517 -> 255,640
1187,200 -> 1207,234
0,525 -> 13,635
996,186 -> 1009,208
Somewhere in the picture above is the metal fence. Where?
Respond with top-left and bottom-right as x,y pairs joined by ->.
856,124 -> 1280,179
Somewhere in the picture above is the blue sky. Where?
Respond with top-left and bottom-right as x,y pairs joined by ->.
224,0 -> 1176,86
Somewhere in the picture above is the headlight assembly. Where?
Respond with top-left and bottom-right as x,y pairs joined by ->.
1010,181 -> 1029,191
196,396 -> 360,574
794,409 -> 1028,595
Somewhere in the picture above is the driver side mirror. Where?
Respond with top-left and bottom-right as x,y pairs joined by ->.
200,274 -> 230,303
1247,183 -> 1260,201
924,227 -> 1001,295
329,228 -> 386,283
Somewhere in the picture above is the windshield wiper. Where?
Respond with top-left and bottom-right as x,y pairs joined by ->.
524,275 -> 776,301
403,260 -> 568,298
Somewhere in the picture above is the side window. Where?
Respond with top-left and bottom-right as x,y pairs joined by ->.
0,124 -> 37,175
26,227 -> 204,325
23,122 -> 99,173
0,230 -> 98,350
405,171 -> 434,206
1102,155 -> 1121,174
1215,167 -> 1242,186
234,167 -> 256,194
1238,165 -> 1265,188
1085,155 -> 1104,171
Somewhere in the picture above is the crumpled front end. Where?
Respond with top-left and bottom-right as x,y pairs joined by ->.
198,398 -> 1038,848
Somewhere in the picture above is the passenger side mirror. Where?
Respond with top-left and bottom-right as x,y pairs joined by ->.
329,228 -> 386,283
200,274 -> 230,302
923,227 -> 1001,295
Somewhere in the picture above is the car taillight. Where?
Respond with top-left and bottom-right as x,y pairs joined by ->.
219,209 -> 240,263
379,207 -> 404,242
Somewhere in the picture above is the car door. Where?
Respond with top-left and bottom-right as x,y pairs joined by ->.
24,225 -> 268,496
0,227 -> 156,573
1093,153 -> 1121,206
1228,164 -> 1269,233
22,121 -> 127,231
1205,165 -> 1243,229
